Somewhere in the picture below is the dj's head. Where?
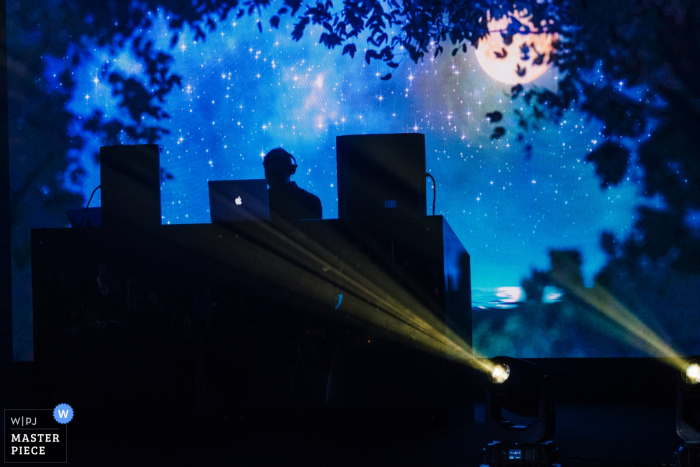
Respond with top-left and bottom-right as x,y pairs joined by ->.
263,148 -> 298,190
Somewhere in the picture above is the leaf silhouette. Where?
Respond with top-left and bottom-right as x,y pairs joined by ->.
342,43 -> 356,58
494,48 -> 507,59
585,141 -> 629,188
520,43 -> 530,61
511,84 -> 524,98
486,111 -> 503,123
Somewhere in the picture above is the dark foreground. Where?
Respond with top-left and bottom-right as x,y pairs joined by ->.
2,359 -> 683,466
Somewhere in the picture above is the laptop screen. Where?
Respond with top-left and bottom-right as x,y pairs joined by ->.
208,179 -> 270,222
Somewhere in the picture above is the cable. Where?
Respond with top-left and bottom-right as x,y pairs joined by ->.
79,185 -> 101,227
559,454 -> 675,466
425,173 -> 436,216
85,185 -> 101,211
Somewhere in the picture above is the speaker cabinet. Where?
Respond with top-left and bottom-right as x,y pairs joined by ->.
337,133 -> 427,220
100,144 -> 161,229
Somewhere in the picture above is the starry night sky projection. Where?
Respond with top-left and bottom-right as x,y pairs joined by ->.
53,10 -> 650,306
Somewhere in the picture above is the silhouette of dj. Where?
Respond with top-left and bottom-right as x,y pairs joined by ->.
263,148 -> 322,221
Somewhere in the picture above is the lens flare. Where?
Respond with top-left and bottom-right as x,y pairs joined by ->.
491,363 -> 510,384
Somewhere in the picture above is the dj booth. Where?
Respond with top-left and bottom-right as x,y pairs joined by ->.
30,138 -> 475,427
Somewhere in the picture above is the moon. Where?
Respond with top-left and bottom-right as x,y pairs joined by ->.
474,11 -> 557,85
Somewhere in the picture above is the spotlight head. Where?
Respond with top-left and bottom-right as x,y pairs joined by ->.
491,363 -> 510,384
682,361 -> 700,386
484,357 -> 555,445
678,357 -> 700,446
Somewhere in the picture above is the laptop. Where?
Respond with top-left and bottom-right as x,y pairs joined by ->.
67,207 -> 102,227
208,179 -> 270,222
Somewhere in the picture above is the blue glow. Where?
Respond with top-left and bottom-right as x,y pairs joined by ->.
58,10 -> 647,294
14,5 -> 685,360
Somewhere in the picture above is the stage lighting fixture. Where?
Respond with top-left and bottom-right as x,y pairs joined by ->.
683,362 -> 700,385
676,357 -> 700,466
492,363 -> 511,384
481,357 -> 558,467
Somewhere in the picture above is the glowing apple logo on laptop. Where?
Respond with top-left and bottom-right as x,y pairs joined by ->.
235,196 -> 242,205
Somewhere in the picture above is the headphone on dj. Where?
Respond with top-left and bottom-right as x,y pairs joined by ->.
288,153 -> 298,175
264,148 -> 298,176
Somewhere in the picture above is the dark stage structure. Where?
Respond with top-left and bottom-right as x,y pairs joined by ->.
29,142 -> 474,425
2,141 -> 690,466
